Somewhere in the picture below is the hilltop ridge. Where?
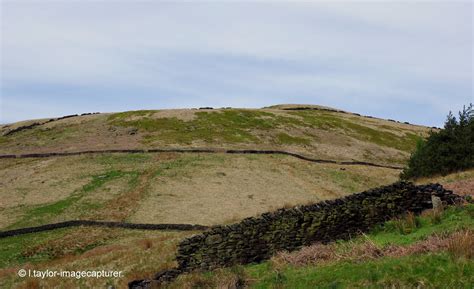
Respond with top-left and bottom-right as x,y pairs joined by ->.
0,105 -> 431,166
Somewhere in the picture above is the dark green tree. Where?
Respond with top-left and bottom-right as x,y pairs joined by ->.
401,103 -> 474,179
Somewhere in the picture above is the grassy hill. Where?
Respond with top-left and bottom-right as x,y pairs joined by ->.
0,105 -> 425,233
0,105 -> 430,165
1,105 -> 470,289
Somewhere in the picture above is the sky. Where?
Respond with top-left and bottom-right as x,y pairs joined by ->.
1,1 -> 472,127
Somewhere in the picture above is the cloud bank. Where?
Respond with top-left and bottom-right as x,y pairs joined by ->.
1,1 -> 472,126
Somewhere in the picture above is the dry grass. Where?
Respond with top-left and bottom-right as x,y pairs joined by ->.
444,179 -> 474,197
271,243 -> 337,269
0,229 -> 194,289
421,208 -> 443,225
383,234 -> 449,257
166,267 -> 246,289
416,169 -> 474,197
138,239 -> 154,250
446,230 -> 474,260
0,157 -> 90,210
130,154 -> 399,226
89,169 -> 154,221
271,230 -> 472,268
18,279 -> 40,289
272,236 -> 384,269
0,152 -> 399,229
152,109 -> 197,122
21,228 -> 117,259
0,113 -> 143,155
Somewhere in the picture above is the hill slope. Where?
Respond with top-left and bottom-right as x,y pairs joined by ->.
0,105 -> 430,166
0,153 -> 400,230
0,105 -> 443,288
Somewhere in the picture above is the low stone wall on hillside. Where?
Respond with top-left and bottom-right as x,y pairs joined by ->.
0,221 -> 208,238
129,182 -> 462,288
2,113 -> 100,136
0,149 -> 403,169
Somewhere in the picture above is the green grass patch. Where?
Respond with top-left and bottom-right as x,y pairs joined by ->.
109,109 -> 305,145
7,196 -> 82,229
7,170 -> 140,229
276,133 -> 311,145
108,109 -> 422,152
247,253 -> 473,289
291,111 -> 422,152
107,110 -> 157,121
152,154 -> 225,178
1,118 -> 99,150
13,123 -> 78,144
369,205 -> 474,246
0,136 -> 9,145
327,169 -> 363,193
93,153 -> 151,165
0,228 -> 71,268
82,170 -> 138,192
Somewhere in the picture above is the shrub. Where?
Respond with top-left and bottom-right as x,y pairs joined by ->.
401,104 -> 474,179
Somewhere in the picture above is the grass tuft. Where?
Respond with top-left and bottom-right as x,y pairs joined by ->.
447,230 -> 474,260
421,208 -> 443,225
138,239 -> 153,250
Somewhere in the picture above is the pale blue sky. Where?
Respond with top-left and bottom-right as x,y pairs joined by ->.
1,1 -> 472,126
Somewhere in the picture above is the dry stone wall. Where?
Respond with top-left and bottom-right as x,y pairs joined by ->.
2,113 -> 100,136
0,221 -> 208,238
0,149 -> 403,169
176,182 -> 459,271
129,182 -> 461,288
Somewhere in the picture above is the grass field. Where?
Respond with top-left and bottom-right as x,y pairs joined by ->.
0,152 -> 400,229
